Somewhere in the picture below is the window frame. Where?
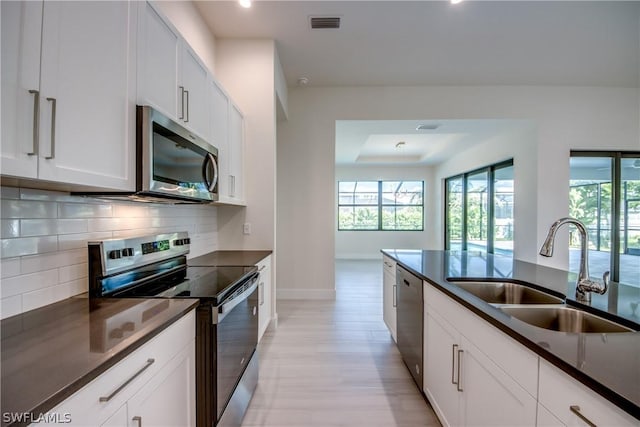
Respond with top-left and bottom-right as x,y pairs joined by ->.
570,150 -> 640,284
444,159 -> 514,254
337,180 -> 425,231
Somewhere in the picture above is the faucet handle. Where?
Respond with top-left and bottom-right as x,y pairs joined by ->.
601,271 -> 610,294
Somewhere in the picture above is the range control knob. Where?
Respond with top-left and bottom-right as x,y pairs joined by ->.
122,248 -> 134,257
174,238 -> 190,246
108,249 -> 122,259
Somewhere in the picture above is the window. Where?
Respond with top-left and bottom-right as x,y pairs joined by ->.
445,160 -> 514,254
569,152 -> 639,287
338,181 -> 424,231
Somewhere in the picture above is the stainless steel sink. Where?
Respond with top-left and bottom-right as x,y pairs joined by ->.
499,305 -> 635,333
447,280 -> 564,305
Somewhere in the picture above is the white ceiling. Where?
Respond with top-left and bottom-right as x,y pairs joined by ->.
195,0 -> 639,165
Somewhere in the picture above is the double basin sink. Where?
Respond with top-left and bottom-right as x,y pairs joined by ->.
446,279 -> 635,333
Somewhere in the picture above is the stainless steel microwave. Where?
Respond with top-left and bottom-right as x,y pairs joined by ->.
76,106 -> 219,204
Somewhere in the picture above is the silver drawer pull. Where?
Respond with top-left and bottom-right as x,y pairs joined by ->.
99,358 -> 155,402
132,416 -> 142,427
570,405 -> 597,427
45,97 -> 56,159
258,265 -> 266,272
456,349 -> 463,392
451,344 -> 458,385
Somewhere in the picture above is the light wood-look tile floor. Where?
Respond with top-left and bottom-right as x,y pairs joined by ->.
241,259 -> 441,427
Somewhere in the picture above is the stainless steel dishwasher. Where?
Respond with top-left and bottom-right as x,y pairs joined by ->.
396,264 -> 423,390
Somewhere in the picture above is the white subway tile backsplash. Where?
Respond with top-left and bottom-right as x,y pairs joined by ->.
0,187 -> 218,318
1,258 -> 21,278
1,187 -> 20,200
1,220 -> 20,238
1,268 -> 59,298
1,200 -> 57,219
58,203 -> 112,218
20,219 -> 58,236
1,295 -> 22,318
1,236 -> 58,258
58,231 -> 112,251
59,263 -> 87,283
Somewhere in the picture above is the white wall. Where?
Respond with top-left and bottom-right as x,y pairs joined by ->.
213,39 -> 277,252
335,165 -> 434,259
277,85 -> 639,298
0,187 -> 218,319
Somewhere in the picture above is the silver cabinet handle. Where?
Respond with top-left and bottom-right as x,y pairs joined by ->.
99,358 -> 155,402
384,261 -> 392,268
184,89 -> 189,123
258,265 -> 266,272
132,416 -> 142,427
178,86 -> 185,120
570,406 -> 597,427
27,90 -> 39,155
392,284 -> 397,307
45,97 -> 56,159
229,175 -> 236,197
456,349 -> 464,392
451,344 -> 458,385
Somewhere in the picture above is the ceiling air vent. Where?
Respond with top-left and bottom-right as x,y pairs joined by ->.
310,16 -> 341,29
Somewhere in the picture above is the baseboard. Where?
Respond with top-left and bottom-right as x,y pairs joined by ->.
276,288 -> 336,300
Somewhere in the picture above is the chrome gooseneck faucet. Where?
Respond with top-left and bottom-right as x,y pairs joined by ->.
539,217 -> 609,304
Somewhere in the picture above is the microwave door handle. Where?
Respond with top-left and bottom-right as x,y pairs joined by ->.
201,153 -> 218,192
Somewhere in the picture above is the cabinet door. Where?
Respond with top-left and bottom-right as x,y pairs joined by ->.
1,0 -> 42,178
137,1 -> 179,119
228,104 -> 245,202
37,1 -> 136,190
181,44 -> 210,140
211,80 -> 230,200
459,336 -> 537,426
101,404 -> 127,427
257,256 -> 272,341
424,309 -> 461,427
382,268 -> 397,342
127,341 -> 196,427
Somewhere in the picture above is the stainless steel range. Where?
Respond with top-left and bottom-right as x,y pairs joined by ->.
88,232 -> 259,427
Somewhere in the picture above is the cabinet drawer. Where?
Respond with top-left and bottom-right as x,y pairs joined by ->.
538,359 -> 637,427
52,310 -> 195,426
382,256 -> 396,275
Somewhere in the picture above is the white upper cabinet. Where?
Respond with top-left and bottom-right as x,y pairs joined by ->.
137,1 -> 210,141
228,103 -> 245,203
1,0 -> 136,190
210,80 -> 231,202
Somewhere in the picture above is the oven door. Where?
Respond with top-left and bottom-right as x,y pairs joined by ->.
214,278 -> 259,425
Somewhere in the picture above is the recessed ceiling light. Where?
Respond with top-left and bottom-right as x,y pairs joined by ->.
239,0 -> 252,8
297,77 -> 310,86
416,124 -> 440,131
451,0 -> 464,4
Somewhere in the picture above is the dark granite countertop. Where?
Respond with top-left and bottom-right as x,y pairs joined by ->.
381,249 -> 640,419
1,295 -> 198,426
188,250 -> 272,266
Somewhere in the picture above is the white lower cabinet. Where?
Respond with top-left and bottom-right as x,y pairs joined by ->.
382,256 -> 397,342
257,255 -> 273,342
424,283 -> 537,427
48,310 -> 196,427
537,359 -> 637,427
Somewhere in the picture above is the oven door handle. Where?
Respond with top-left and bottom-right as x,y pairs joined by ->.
213,277 -> 259,324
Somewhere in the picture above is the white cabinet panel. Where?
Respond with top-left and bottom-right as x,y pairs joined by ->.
181,45 -> 210,140
210,80 -> 230,199
257,255 -> 273,342
127,341 -> 196,427
424,283 -> 537,427
382,256 -> 397,342
1,0 -> 136,190
137,1 -> 179,119
37,1 -> 135,189
1,0 -> 41,178
538,359 -> 637,427
228,104 -> 245,203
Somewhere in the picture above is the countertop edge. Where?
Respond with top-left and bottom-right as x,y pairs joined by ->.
382,250 -> 640,420
20,299 -> 199,423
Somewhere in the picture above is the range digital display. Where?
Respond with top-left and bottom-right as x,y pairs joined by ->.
141,239 -> 170,255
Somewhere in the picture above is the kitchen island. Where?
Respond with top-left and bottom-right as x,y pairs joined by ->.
382,249 -> 639,423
